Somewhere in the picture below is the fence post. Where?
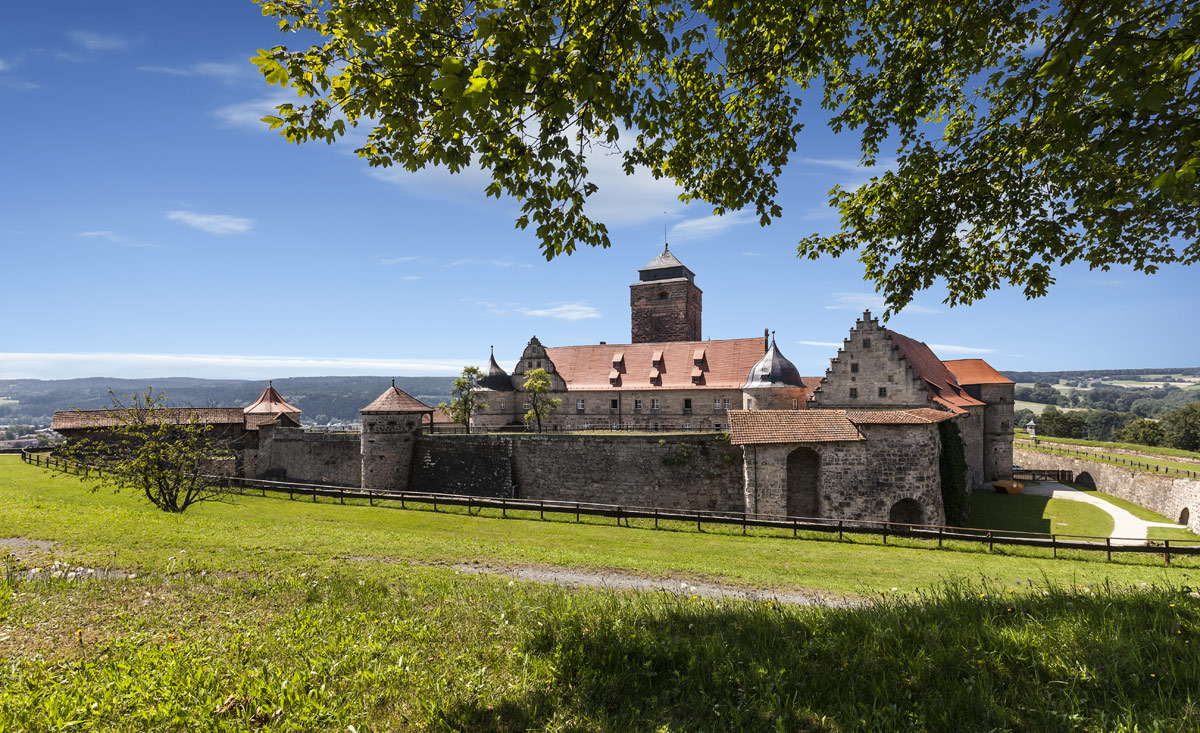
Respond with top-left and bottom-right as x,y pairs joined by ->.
401,495 -> 406,510
1106,537 -> 1111,562
540,500 -> 544,521
576,503 -> 580,523
615,505 -> 621,527
697,512 -> 702,533
938,526 -> 943,548
742,512 -> 746,536
1052,534 -> 1057,558
987,531 -> 993,552
312,487 -> 317,503
465,496 -> 470,515
502,499 -> 506,519
654,507 -> 658,530
883,525 -> 887,545
1165,539 -> 1171,565
838,520 -> 843,541
339,487 -> 344,505
793,518 -> 797,539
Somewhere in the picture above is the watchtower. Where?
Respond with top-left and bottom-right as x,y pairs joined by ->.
630,244 -> 702,343
359,381 -> 433,492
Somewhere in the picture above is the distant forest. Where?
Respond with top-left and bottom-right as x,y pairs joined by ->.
0,376 -> 456,427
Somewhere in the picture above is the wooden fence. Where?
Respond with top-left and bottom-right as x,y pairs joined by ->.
21,448 -> 1200,565
1016,439 -> 1200,479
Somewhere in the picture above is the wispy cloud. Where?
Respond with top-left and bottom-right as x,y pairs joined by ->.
448,258 -> 533,269
213,92 -> 293,128
166,210 -> 253,235
460,298 -> 508,315
0,352 -> 469,380
402,275 -> 422,281
0,59 -> 9,72
78,230 -> 160,249
928,344 -> 997,356
0,78 -> 39,91
798,340 -> 841,348
380,255 -> 434,265
66,30 -> 129,52
797,157 -> 890,175
668,211 -> 756,242
822,291 -> 938,315
741,251 -> 764,257
140,61 -> 250,84
517,303 -> 602,321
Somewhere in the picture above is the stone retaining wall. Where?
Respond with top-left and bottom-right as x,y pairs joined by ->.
1015,447 -> 1200,533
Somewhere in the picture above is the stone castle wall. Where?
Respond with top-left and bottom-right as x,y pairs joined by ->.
255,427 -> 361,486
958,407 -> 985,489
980,383 -> 1015,482
812,316 -> 929,408
409,435 -> 515,497
1015,447 -> 1200,533
741,423 -> 944,524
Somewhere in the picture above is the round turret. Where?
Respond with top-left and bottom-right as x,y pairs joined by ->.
741,333 -> 807,410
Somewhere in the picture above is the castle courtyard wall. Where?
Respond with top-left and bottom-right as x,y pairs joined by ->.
255,428 -> 361,486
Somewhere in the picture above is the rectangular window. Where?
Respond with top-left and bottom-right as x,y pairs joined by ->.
683,398 -> 692,413
523,402 -> 532,410
500,403 -> 506,412
878,387 -> 888,398
576,399 -> 585,411
684,423 -> 692,430
863,338 -> 872,349
634,399 -> 643,411
849,388 -> 858,399
723,398 -> 731,410
610,398 -> 619,410
850,362 -> 859,373
713,399 -> 721,411
651,398 -> 660,411
792,398 -> 799,409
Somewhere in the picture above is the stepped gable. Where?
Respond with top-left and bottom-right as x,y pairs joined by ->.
728,409 -> 865,445
943,358 -> 1014,385
479,346 -> 514,392
545,337 -> 765,390
245,383 -> 301,415
742,334 -> 805,389
361,384 -> 434,413
883,330 -> 985,413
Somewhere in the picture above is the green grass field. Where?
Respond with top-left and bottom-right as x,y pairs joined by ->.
6,456 -> 1200,730
966,490 -> 1115,538
1014,434 -> 1200,464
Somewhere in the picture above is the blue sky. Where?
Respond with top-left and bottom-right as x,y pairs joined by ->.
2,3 -> 1196,381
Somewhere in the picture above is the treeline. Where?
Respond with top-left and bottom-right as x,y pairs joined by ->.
1015,404 -> 1200,451
0,376 -> 456,427
1004,367 -> 1200,382
1014,382 -> 1199,418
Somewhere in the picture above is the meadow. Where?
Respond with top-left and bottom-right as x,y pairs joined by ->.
4,456 -> 1200,730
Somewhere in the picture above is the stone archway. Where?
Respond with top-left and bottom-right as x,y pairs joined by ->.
1181,507 -> 1191,526
786,447 -> 820,518
889,498 -> 924,525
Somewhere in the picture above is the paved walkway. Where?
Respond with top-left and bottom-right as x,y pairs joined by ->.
1021,481 -> 1180,545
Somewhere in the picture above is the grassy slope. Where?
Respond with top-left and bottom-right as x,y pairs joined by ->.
6,458 -> 1200,730
966,491 -> 1115,538
1015,434 -> 1200,463
2,457 -> 1197,594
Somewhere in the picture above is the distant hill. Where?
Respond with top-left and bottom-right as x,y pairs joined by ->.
0,376 -> 456,427
1003,367 -> 1200,383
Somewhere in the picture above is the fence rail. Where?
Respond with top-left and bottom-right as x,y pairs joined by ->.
1016,439 -> 1200,479
23,448 -> 1198,565
1012,468 -> 1074,483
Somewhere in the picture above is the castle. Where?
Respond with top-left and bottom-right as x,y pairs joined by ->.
53,246 -> 1014,525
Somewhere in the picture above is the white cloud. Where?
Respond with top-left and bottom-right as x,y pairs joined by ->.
402,275 -> 422,281
0,352 -> 469,380
140,61 -> 250,84
380,255 -> 431,265
459,298 -> 508,315
928,344 -> 997,356
448,258 -> 533,269
797,341 -> 842,348
668,211 -> 757,242
517,303 -> 601,321
741,251 -> 764,257
78,230 -> 160,249
167,210 -> 253,235
822,291 -> 938,315
66,30 -> 129,52
0,79 -> 39,91
0,59 -> 9,72
213,92 -> 293,128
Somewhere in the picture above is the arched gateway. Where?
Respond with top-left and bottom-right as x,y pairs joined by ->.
786,447 -> 820,518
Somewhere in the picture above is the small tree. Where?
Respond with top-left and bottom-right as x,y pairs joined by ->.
1119,418 -> 1167,447
1164,403 -> 1200,452
55,389 -> 237,513
522,368 -> 561,433
438,365 -> 488,434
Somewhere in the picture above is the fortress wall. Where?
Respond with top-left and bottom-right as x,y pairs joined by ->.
256,428 -> 361,486
409,435 -> 515,497
1015,447 -> 1200,533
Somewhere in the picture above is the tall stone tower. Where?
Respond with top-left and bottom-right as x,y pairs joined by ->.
630,244 -> 702,343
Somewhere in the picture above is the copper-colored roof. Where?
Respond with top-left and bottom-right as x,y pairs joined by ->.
728,409 -> 865,445
244,384 -> 301,415
943,358 -> 1014,385
884,330 -> 986,412
845,408 -> 957,424
361,386 -> 434,413
546,337 -> 765,391
244,411 -> 302,431
51,407 -> 246,431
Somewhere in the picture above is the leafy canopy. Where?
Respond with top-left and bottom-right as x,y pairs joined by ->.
252,0 -> 1199,314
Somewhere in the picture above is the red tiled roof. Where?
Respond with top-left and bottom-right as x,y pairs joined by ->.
546,337 -> 765,391
244,384 -> 301,415
845,408 -> 957,424
244,411 -> 302,431
728,409 -> 865,445
361,386 -> 434,413
51,408 -> 246,431
943,359 -> 1014,385
884,330 -> 985,413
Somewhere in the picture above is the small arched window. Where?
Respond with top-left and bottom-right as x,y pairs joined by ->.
657,291 -> 669,300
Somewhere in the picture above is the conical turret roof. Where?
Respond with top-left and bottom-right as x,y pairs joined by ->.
361,383 -> 434,413
244,383 -> 301,415
641,244 -> 686,271
480,347 -> 514,391
743,334 -> 805,389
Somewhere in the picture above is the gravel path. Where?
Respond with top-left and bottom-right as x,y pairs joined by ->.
1022,481 -> 1182,545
